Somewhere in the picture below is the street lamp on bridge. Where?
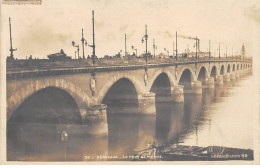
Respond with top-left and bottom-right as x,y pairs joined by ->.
164,48 -> 169,57
195,36 -> 198,59
153,39 -> 157,58
81,28 -> 88,59
218,43 -> 221,59
141,25 -> 148,64
89,10 -> 96,65
131,45 -> 137,57
8,17 -> 17,60
209,40 -> 211,59
176,31 -> 178,61
74,51 -> 77,59
72,41 -> 80,59
226,45 -> 227,59
232,46 -> 233,58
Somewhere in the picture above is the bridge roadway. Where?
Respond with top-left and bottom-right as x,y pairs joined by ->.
7,57 -> 253,136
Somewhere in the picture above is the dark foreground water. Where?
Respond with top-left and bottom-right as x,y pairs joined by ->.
7,75 -> 255,161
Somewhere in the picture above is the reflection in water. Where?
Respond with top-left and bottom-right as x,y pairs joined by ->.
7,75 -> 254,161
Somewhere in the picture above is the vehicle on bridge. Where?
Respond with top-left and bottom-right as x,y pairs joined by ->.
47,49 -> 72,60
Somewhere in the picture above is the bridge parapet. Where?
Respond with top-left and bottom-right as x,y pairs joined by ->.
7,57 -> 252,80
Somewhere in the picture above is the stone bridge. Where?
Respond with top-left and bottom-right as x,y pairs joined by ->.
7,58 -> 252,136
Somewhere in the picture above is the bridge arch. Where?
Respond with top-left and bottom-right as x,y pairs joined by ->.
227,64 -> 231,73
210,66 -> 217,79
237,64 -> 239,70
7,78 -> 91,121
8,86 -> 82,124
177,68 -> 195,89
102,78 -> 140,114
96,73 -> 144,104
232,64 -> 236,72
197,66 -> 208,84
147,69 -> 174,93
150,72 -> 172,96
220,65 -> 225,75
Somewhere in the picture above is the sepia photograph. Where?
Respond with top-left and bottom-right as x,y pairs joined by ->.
0,0 -> 259,164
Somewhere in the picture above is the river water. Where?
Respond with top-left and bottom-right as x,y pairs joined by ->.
7,74 -> 255,161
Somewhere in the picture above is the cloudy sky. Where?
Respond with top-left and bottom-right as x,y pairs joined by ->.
1,0 -> 260,59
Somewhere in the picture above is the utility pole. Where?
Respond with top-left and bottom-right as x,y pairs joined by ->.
219,43 -> 220,59
81,29 -> 85,59
176,31 -> 178,61
145,25 -> 148,63
195,36 -> 198,59
173,41 -> 175,57
77,46 -> 79,59
75,51 -> 77,59
89,10 -> 96,64
226,45 -> 227,59
125,33 -> 127,57
209,40 -> 211,58
9,17 -> 17,59
232,46 -> 233,58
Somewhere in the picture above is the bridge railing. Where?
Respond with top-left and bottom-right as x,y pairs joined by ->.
7,56 -> 252,72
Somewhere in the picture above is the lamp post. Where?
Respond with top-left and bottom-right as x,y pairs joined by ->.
232,46 -> 233,58
164,48 -> 169,57
153,38 -> 157,58
209,40 -> 211,59
89,10 -> 96,65
125,33 -> 127,57
81,28 -> 88,59
218,43 -> 221,59
226,45 -> 227,59
72,41 -> 80,59
61,130 -> 68,161
176,31 -> 178,61
141,25 -> 148,64
195,36 -> 198,60
131,45 -> 137,57
8,17 -> 17,59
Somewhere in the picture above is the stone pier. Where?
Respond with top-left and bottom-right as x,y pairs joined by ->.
223,73 -> 230,82
192,81 -> 202,94
171,85 -> 184,103
85,104 -> 108,136
215,75 -> 223,85
138,92 -> 156,115
235,71 -> 240,78
230,72 -> 236,80
205,77 -> 215,89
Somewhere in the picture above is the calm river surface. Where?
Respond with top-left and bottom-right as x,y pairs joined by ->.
7,74 -> 255,161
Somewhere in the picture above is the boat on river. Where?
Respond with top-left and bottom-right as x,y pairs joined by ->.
134,143 -> 253,161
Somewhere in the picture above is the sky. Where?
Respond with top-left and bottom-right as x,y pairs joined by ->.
1,0 -> 260,59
